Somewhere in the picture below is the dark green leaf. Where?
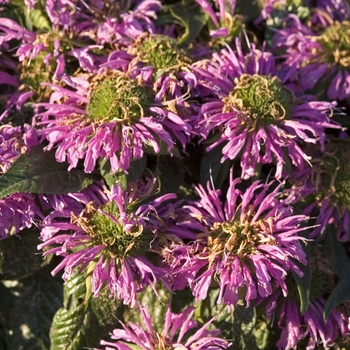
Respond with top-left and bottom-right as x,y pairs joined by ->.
236,0 -> 261,23
157,155 -> 185,195
0,267 -> 63,350
200,143 -> 232,189
63,272 -> 88,310
195,288 -> 257,349
324,232 -> 350,318
166,2 -> 208,45
99,156 -> 148,190
0,145 -> 99,199
125,284 -> 169,334
0,228 -> 53,280
50,306 -> 96,350
51,272 -> 122,350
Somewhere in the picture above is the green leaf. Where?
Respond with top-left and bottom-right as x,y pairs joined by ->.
24,8 -> 51,31
125,284 -> 169,334
0,145 -> 100,199
1,228 -> 53,280
50,306 -> 97,350
0,267 -> 63,350
99,156 -> 148,190
195,288 -> 257,349
323,231 -> 350,318
235,0 -> 261,23
63,272 -> 88,310
166,1 -> 209,45
51,272 -> 122,350
200,143 -> 232,189
157,155 -> 185,195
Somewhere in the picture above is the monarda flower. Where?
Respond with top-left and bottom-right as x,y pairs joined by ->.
166,174 -> 309,307
253,0 -> 313,27
298,140 -> 350,241
36,69 -> 192,174
193,42 -> 337,179
264,246 -> 350,350
273,12 -> 350,100
124,33 -> 199,102
267,291 -> 350,350
0,124 -> 41,239
37,183 -> 176,307
99,304 -> 230,350
102,15 -> 208,106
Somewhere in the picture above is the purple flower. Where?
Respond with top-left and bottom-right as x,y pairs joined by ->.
0,124 -> 40,239
194,0 -> 245,45
69,0 -> 161,46
264,290 -> 350,350
0,193 -> 41,239
273,11 -> 350,100
166,173 -> 310,307
294,141 -> 350,241
35,69 -> 192,174
193,40 -> 337,179
99,304 -> 230,350
37,182 -> 177,307
263,242 -> 350,349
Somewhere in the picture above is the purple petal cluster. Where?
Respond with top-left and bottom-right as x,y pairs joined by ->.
35,68 -> 192,174
37,181 -> 175,307
99,304 -> 230,350
192,40 -> 338,179
166,174 -> 309,307
2,0 -> 350,348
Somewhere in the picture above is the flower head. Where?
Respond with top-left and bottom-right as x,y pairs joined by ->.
166,173 -> 310,307
264,245 -> 350,349
296,140 -> 350,241
100,304 -> 230,350
36,68 -> 192,174
273,9 -> 350,100
38,182 -> 177,307
0,123 -> 40,238
193,41 -> 337,179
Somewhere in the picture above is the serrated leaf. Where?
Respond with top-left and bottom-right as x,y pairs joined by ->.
0,145 -> 99,199
167,2 -> 208,45
63,272 -> 87,310
50,306 -> 96,350
125,284 -> 169,334
157,155 -> 184,195
0,267 -> 63,349
200,144 -> 232,189
323,232 -> 350,318
51,272 -> 122,350
195,288 -> 258,349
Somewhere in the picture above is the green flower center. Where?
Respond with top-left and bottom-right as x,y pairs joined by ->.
203,219 -> 276,262
73,202 -> 151,259
223,74 -> 295,128
316,21 -> 350,68
87,72 -> 154,122
136,34 -> 192,73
